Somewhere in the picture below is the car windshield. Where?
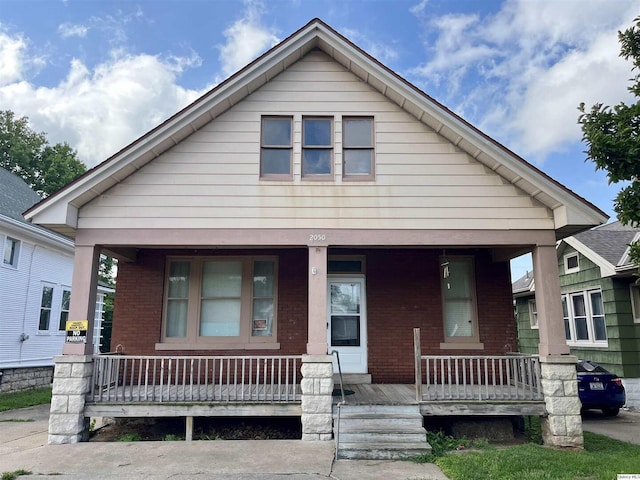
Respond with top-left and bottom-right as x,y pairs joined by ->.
577,360 -> 609,373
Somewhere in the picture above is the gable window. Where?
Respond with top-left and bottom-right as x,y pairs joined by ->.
261,116 -> 292,178
59,289 -> 71,331
38,285 -> 54,331
343,117 -> 374,179
563,289 -> 607,346
302,117 -> 333,177
440,256 -> 482,348
3,236 -> 20,268
631,285 -> 640,324
528,300 -> 538,329
160,256 -> 278,349
564,253 -> 580,274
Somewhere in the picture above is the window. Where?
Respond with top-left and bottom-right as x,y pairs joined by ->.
441,257 -> 481,346
161,257 -> 278,349
302,117 -> 332,177
39,285 -> 54,331
3,236 -> 20,268
564,253 -> 580,274
59,289 -> 71,331
528,300 -> 538,329
260,116 -> 292,178
563,289 -> 607,346
343,117 -> 374,179
631,285 -> 640,323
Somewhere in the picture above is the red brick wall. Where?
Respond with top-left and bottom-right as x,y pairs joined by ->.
112,248 -> 516,383
111,249 -> 308,356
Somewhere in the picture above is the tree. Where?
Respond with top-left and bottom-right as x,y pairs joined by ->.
0,110 -> 86,197
578,16 -> 640,267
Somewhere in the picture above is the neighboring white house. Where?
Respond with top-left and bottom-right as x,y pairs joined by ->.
0,167 -> 112,392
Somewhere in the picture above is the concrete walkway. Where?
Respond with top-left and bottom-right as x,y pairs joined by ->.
582,409 -> 640,445
0,404 -> 448,480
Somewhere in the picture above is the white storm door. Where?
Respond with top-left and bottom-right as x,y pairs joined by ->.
327,277 -> 367,373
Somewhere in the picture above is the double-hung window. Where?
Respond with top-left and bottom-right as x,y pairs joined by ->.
3,236 -> 20,268
59,289 -> 71,331
528,300 -> 538,329
440,256 -> 481,348
302,117 -> 333,177
260,116 -> 292,178
343,117 -> 374,179
563,289 -> 607,346
631,285 -> 640,323
161,256 -> 278,349
39,285 -> 54,331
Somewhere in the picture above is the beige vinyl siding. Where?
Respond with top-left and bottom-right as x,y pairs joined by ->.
78,51 -> 553,231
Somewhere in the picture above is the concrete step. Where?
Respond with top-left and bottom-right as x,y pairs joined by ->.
334,404 -> 421,416
337,415 -> 422,428
337,441 -> 432,460
339,431 -> 427,443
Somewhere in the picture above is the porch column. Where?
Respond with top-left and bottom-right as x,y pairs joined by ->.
48,355 -> 93,444
63,245 -> 101,355
301,354 -> 334,441
532,244 -> 569,356
539,355 -> 583,449
307,246 -> 328,355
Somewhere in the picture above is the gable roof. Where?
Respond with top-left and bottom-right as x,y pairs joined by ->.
560,221 -> 639,277
512,270 -> 535,297
25,18 -> 607,239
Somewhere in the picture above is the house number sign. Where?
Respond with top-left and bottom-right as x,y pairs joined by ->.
309,234 -> 326,242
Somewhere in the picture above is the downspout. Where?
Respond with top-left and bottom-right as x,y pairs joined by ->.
18,244 -> 41,363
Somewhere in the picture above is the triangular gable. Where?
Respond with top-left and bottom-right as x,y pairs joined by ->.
25,18 -> 607,238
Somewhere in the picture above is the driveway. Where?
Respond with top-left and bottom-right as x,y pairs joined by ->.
0,404 -> 448,480
581,409 -> 640,445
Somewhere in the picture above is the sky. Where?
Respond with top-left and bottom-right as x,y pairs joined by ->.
1,0 -> 639,279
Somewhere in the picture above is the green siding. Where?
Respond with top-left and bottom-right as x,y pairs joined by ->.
515,244 -> 640,377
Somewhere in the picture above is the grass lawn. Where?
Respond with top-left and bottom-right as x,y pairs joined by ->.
0,388 -> 52,412
436,432 -> 640,480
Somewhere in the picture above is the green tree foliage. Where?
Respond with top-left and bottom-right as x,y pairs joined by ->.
579,16 -> 640,268
0,110 -> 86,197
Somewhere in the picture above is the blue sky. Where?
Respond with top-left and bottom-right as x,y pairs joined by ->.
1,0 -> 639,278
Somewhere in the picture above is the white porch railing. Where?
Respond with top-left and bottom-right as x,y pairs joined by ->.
413,328 -> 542,402
90,355 -> 302,403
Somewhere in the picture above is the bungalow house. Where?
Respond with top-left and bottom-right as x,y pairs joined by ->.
0,167 -> 113,392
25,19 -> 607,452
514,221 -> 640,410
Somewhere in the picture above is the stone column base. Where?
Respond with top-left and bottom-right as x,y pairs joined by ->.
300,354 -> 333,441
540,355 -> 583,449
48,355 -> 93,444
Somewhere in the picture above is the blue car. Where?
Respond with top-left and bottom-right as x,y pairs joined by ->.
577,359 -> 626,416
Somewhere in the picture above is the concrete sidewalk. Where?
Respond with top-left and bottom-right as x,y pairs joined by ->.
582,409 -> 640,445
0,404 -> 448,480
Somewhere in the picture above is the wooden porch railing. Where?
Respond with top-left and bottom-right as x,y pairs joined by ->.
89,354 -> 302,403
413,329 -> 542,402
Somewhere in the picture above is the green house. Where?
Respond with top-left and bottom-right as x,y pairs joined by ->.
513,221 -> 640,410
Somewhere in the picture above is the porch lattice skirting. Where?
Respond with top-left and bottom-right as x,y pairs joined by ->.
540,355 -> 584,448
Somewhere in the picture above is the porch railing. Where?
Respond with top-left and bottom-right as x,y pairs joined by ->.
89,354 -> 302,403
413,328 -> 542,402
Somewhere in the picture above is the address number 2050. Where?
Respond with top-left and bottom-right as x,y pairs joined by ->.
309,234 -> 326,242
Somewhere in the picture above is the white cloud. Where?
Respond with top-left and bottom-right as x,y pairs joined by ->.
410,0 -> 640,162
0,32 -> 203,167
0,31 -> 27,85
58,22 -> 88,38
217,0 -> 279,78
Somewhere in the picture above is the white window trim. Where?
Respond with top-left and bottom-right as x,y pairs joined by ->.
528,299 -> 539,329
57,287 -> 71,333
157,256 -> 280,350
563,289 -> 608,347
630,285 -> 640,324
2,235 -> 21,269
564,253 -> 580,274
37,283 -> 56,334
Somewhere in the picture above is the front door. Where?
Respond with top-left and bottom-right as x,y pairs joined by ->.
327,277 -> 367,373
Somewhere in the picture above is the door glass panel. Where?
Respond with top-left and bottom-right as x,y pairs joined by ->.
331,315 -> 360,346
331,283 -> 360,314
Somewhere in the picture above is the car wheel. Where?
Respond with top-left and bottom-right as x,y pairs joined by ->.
602,407 -> 620,416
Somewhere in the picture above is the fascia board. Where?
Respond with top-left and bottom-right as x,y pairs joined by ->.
0,215 -> 74,253
562,236 -> 616,277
